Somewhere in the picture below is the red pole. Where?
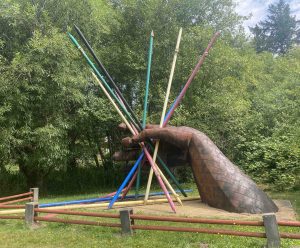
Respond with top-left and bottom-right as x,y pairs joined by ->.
121,170 -> 138,200
121,158 -> 146,200
130,214 -> 264,226
0,196 -> 33,205
0,215 -> 24,220
34,216 -> 121,228
0,205 -> 25,209
131,224 -> 266,238
277,220 -> 300,227
35,209 -> 120,218
280,232 -> 300,239
0,192 -> 33,202
163,31 -> 220,126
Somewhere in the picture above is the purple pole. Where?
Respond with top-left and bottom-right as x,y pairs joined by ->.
163,32 -> 220,126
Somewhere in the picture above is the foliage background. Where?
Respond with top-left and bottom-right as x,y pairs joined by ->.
0,0 -> 299,194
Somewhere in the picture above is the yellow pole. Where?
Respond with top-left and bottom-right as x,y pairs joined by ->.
0,197 -> 200,215
92,73 -> 180,210
144,28 -> 183,204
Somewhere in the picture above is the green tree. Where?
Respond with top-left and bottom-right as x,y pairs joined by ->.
0,0 -> 118,188
250,0 -> 299,54
106,0 -> 244,112
0,0 -> 299,192
237,47 -> 300,190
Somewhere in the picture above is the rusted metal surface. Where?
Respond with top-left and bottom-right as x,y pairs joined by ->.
131,224 -> 266,238
0,215 -> 24,220
0,205 -> 25,209
34,216 -> 121,228
27,211 -> 299,240
0,192 -> 33,202
131,214 -> 300,227
278,220 -> 300,227
124,125 -> 278,214
35,209 -> 120,218
0,196 -> 33,205
130,214 -> 264,226
280,232 -> 300,239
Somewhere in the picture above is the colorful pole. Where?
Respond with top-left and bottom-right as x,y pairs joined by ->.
122,168 -> 138,200
129,123 -> 183,206
129,31 -> 220,196
144,28 -> 183,203
120,34 -> 221,201
115,83 -> 186,201
142,30 -> 154,128
136,31 -> 154,198
122,31 -> 220,203
72,27 -> 186,197
68,33 -> 177,211
91,73 -> 176,212
74,25 -> 142,131
39,189 -> 192,208
163,32 -> 221,126
68,33 -> 139,132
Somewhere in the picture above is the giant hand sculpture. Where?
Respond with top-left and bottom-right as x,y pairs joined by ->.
114,124 -> 278,214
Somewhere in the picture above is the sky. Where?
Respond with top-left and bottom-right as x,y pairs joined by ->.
235,0 -> 300,32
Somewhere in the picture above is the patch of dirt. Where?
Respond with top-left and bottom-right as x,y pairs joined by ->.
110,199 -> 296,221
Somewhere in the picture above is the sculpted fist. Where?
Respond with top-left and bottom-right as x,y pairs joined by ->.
114,124 -> 278,214
113,124 -> 189,166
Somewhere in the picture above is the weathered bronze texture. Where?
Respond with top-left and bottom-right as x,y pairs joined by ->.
115,125 -> 278,214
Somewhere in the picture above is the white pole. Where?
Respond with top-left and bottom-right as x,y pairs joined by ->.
144,28 -> 183,204
92,73 -> 177,212
0,197 -> 200,215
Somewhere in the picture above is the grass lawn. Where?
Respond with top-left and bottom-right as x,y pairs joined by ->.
0,186 -> 299,248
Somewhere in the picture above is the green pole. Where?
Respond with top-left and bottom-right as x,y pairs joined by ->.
142,30 -> 154,128
135,31 -> 154,198
67,33 -> 137,129
68,32 -> 187,198
154,146 -> 187,197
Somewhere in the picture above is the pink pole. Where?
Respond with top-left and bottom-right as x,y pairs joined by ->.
163,32 -> 220,126
131,122 -> 176,212
121,158 -> 146,200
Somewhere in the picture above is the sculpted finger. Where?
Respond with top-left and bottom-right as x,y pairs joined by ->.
145,124 -> 173,129
112,150 -> 139,161
121,137 -> 140,148
145,124 -> 160,129
131,128 -> 165,143
132,128 -> 192,149
122,137 -> 132,147
118,123 -> 128,131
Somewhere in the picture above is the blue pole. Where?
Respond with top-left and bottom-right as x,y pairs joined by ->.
108,152 -> 144,209
110,92 -> 184,206
39,189 -> 193,208
136,31 -> 154,198
67,33 -> 140,131
39,196 -> 113,208
163,97 -> 177,123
